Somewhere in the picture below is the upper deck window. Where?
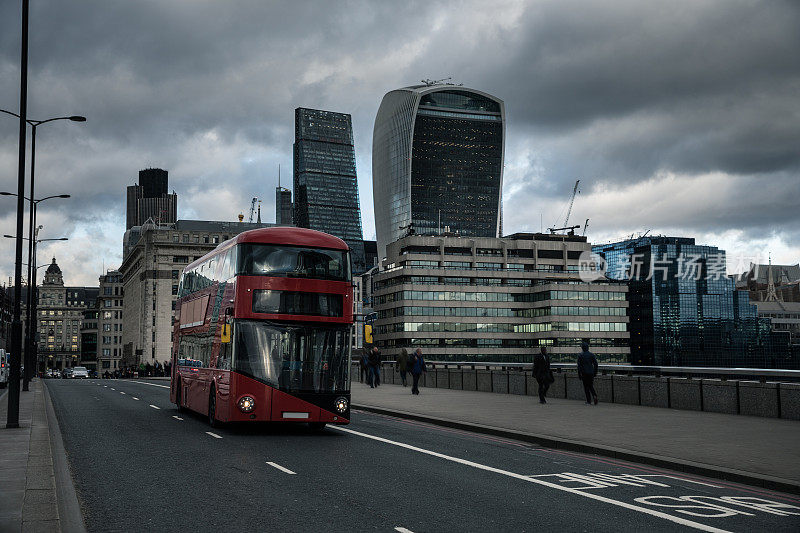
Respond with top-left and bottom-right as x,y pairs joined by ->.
237,244 -> 351,282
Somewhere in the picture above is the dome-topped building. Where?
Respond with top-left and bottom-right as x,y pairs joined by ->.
43,257 -> 64,286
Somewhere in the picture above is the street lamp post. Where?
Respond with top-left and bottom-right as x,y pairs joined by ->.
6,0 -> 30,429
1,192 -> 71,389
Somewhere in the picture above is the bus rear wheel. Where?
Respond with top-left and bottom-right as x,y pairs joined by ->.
175,379 -> 186,412
309,422 -> 327,433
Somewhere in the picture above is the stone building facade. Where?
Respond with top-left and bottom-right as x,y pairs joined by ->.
37,258 -> 98,370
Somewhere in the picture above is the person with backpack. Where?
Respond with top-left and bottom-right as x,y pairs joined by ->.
533,346 -> 553,404
396,348 -> 409,387
409,348 -> 426,395
577,342 -> 599,405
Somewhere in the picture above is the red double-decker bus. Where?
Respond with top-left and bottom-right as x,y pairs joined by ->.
170,227 -> 352,430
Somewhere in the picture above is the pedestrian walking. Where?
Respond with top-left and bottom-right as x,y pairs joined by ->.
409,348 -> 426,395
396,348 -> 409,387
359,350 -> 369,384
577,342 -> 599,405
368,347 -> 381,387
533,346 -> 554,404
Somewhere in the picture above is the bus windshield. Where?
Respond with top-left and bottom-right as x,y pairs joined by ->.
233,320 -> 350,393
237,244 -> 350,282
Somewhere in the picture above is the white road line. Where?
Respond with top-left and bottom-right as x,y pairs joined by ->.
120,379 -> 170,389
266,462 -> 296,475
103,385 -> 107,388
119,391 -> 126,395
110,388 -> 115,390
172,416 -> 184,421
395,528 -> 415,533
206,432 -> 222,439
330,426 -> 732,533
149,404 -> 161,410
132,397 -> 140,401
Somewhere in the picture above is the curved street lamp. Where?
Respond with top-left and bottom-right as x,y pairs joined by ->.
0,109 -> 81,395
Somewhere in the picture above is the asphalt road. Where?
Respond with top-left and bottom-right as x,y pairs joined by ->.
46,379 -> 800,532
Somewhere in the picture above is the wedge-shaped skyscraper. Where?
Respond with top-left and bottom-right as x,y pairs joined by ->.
372,84 -> 505,259
293,107 -> 366,273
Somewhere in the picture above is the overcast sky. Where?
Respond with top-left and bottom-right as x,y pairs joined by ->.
1,0 -> 798,286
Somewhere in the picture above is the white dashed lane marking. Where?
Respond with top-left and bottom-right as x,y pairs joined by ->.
206,432 -> 222,439
172,416 -> 183,421
132,397 -> 139,401
149,405 -> 160,410
266,462 -> 296,475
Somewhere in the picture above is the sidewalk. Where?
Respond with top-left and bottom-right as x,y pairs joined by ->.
0,381 -> 82,533
351,380 -> 800,493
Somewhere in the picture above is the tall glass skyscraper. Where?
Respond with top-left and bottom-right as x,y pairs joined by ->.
593,236 -> 781,367
293,107 -> 366,273
372,84 -> 505,260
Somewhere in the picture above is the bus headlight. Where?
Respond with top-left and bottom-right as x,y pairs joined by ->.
238,395 -> 256,413
334,397 -> 348,414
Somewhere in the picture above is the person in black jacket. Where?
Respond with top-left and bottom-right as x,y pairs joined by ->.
367,347 -> 381,387
576,342 -> 599,405
532,346 -> 552,404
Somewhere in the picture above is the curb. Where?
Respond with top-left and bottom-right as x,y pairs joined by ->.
353,402 -> 800,496
43,381 -> 87,533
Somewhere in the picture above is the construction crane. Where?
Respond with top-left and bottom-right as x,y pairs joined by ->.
548,179 -> 581,234
563,179 -> 580,227
247,197 -> 258,223
548,225 -> 581,235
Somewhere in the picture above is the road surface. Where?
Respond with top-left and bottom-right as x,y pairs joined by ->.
46,379 -> 800,532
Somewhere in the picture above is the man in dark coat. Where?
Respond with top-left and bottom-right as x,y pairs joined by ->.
409,348 -> 426,395
532,346 -> 552,404
576,342 -> 599,405
396,348 -> 409,387
367,347 -> 381,387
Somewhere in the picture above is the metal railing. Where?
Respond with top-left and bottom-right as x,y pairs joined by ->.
373,360 -> 800,381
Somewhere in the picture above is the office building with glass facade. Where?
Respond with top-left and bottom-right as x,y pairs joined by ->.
293,107 -> 366,273
593,236 -> 791,367
372,234 -> 629,363
372,84 -> 505,260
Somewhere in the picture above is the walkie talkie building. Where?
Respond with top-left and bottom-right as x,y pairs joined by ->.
372,84 -> 505,260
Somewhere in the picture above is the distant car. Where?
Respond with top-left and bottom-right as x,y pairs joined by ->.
72,367 -> 89,379
89,369 -> 98,378
61,368 -> 73,379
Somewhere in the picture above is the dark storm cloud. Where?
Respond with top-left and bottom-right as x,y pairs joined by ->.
0,0 -> 798,284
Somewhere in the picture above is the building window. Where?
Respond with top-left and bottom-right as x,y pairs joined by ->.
173,234 -> 179,243
183,234 -> 189,243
